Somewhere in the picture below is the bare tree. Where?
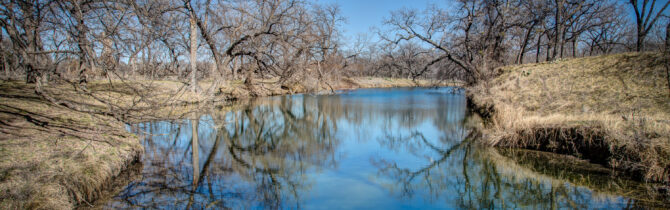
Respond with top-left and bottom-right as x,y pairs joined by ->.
583,4 -> 629,55
0,26 -> 8,78
515,0 -> 550,64
186,0 -> 198,92
0,0 -> 53,84
381,0 -> 528,84
630,0 -> 670,51
381,6 -> 480,84
0,0 -> 654,116
549,0 -> 604,60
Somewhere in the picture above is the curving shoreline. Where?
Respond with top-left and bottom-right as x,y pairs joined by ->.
467,52 -> 670,185
0,77 -> 456,209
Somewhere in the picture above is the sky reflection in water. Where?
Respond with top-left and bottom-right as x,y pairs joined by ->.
105,87 -> 650,209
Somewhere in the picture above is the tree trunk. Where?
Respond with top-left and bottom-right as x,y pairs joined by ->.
184,0 -> 224,84
177,58 -> 183,79
232,58 -> 237,80
560,41 -> 565,58
551,9 -> 561,61
189,15 -> 198,93
148,45 -> 154,80
517,23 -> 535,64
129,54 -> 137,78
666,61 -> 670,97
536,33 -> 542,63
572,39 -> 577,57
244,64 -> 256,96
559,31 -> 566,58
666,22 -> 670,97
2,54 -> 8,79
546,38 -> 551,62
0,32 -> 6,79
72,2 -> 95,85
23,4 -> 40,84
26,66 -> 40,83
637,29 -> 645,52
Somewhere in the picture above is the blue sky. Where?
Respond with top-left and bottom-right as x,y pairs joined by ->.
318,0 -> 441,45
318,0 -> 670,50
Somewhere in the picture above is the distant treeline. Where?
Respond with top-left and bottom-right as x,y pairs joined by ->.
0,0 -> 668,87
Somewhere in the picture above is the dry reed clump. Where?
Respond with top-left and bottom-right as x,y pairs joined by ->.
0,81 -> 142,209
470,52 -> 670,183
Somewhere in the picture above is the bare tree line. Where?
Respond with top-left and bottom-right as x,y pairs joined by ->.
0,0 -> 345,93
360,0 -> 670,84
1,0 -> 669,94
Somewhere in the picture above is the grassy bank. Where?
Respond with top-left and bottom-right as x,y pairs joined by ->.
218,77 -> 461,99
0,77 -> 451,208
0,82 -> 143,209
99,77 -> 460,122
469,52 -> 670,183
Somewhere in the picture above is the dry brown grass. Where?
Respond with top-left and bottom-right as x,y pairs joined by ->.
218,77 -> 462,96
335,77 -> 464,89
470,52 -> 670,183
0,81 -> 142,209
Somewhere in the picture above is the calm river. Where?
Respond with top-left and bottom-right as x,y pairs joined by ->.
103,87 -> 666,209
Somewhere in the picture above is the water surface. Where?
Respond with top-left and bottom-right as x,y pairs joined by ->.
105,87 -> 665,209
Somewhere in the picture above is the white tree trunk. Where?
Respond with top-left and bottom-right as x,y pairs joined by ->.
190,16 -> 198,93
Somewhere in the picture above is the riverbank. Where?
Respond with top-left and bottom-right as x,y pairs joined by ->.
107,77 -> 462,123
468,52 -> 670,183
0,77 -> 456,209
219,77 -> 461,100
487,147 -> 670,207
0,82 -> 143,209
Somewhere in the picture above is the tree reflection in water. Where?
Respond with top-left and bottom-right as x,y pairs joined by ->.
107,95 -> 340,209
105,87 -> 662,209
371,91 -> 662,209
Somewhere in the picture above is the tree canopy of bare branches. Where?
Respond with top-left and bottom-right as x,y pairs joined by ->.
1,0 -> 667,94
